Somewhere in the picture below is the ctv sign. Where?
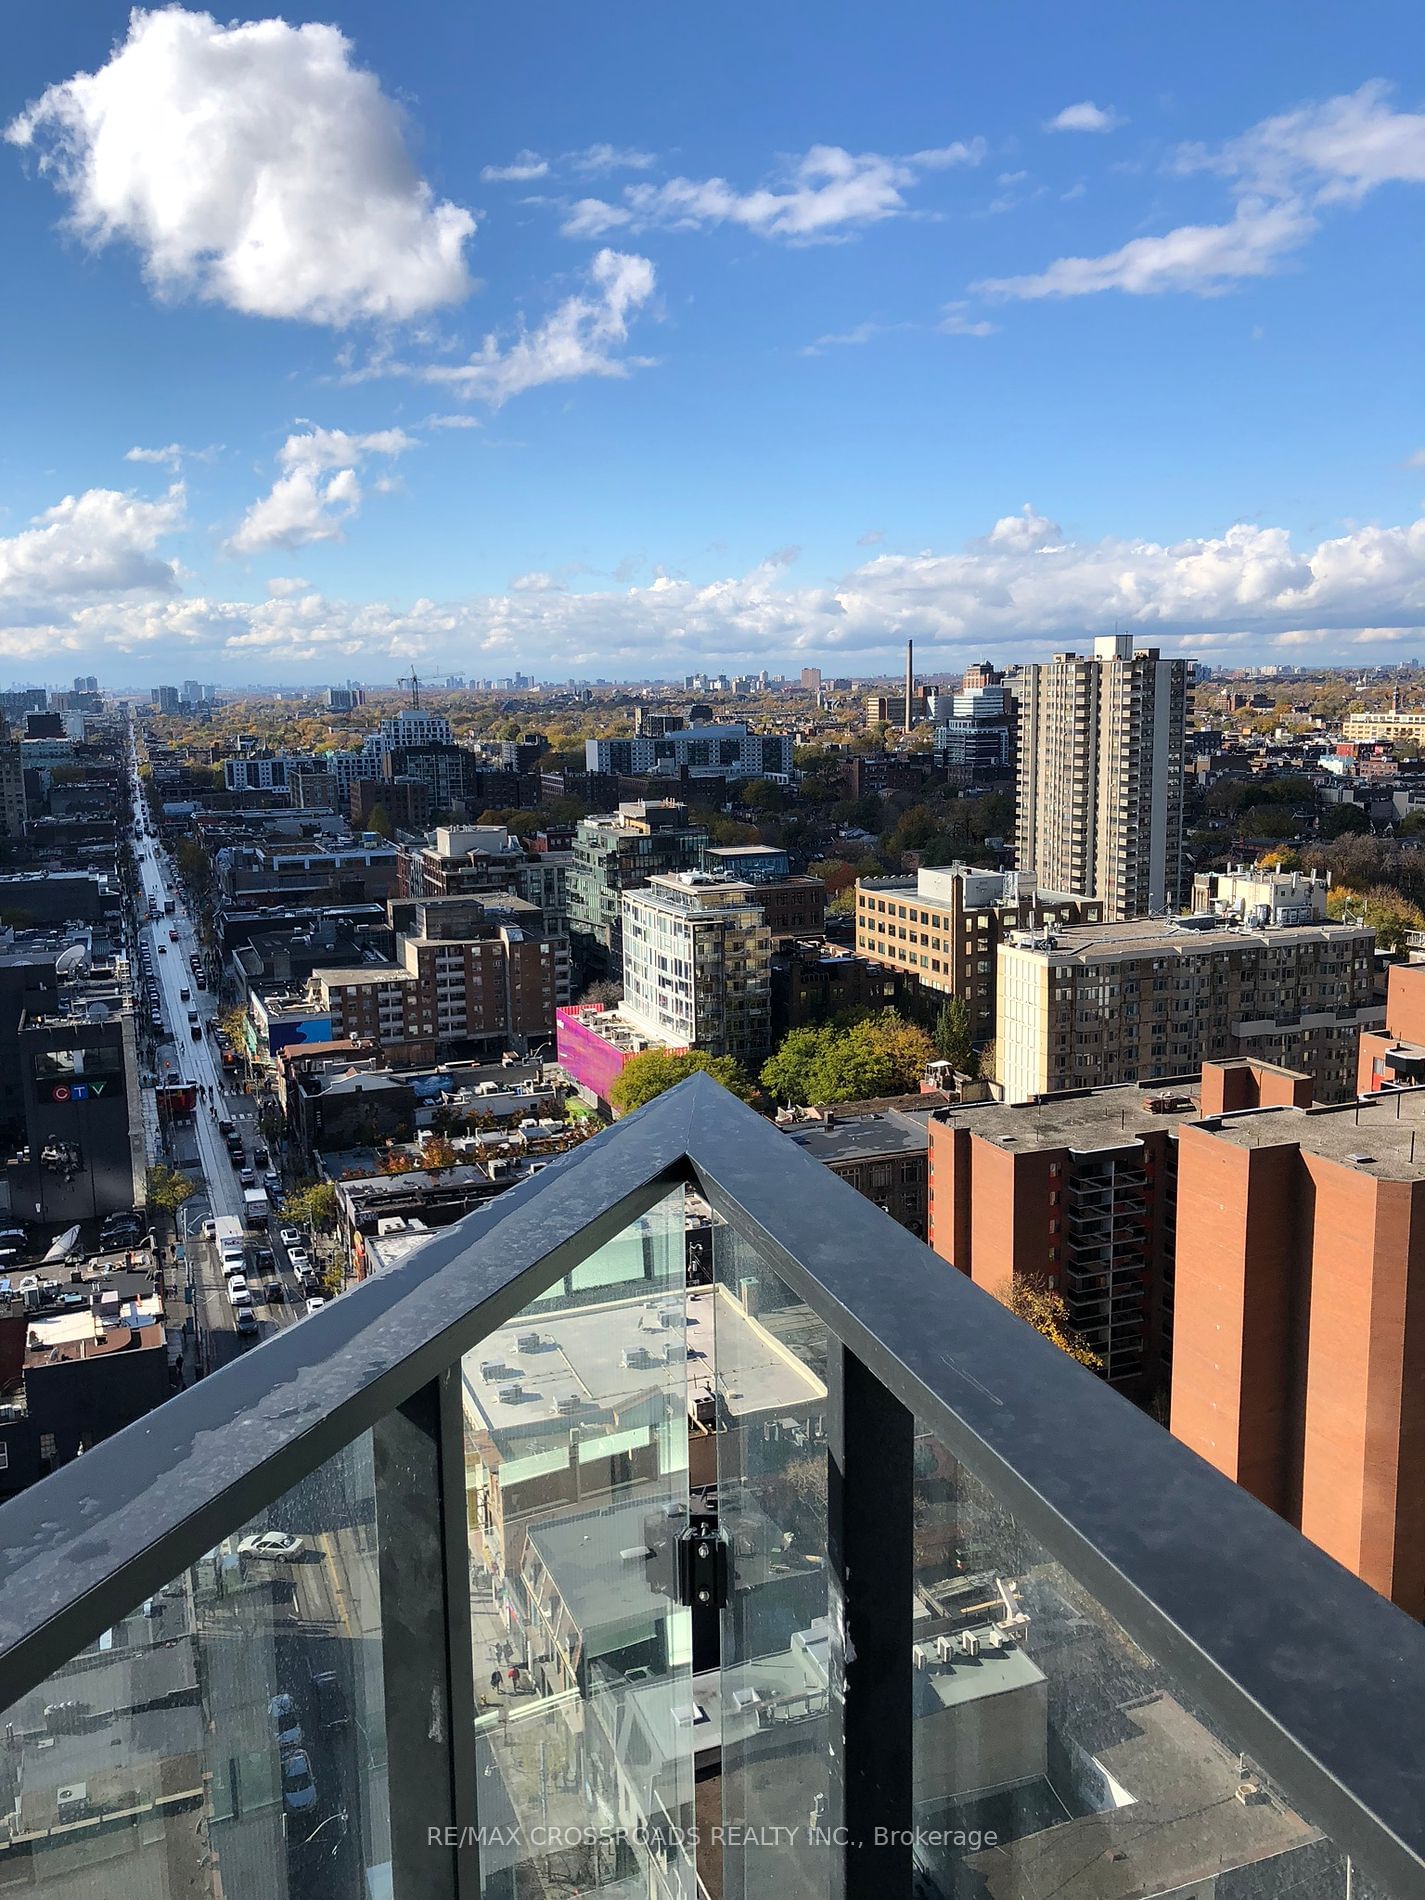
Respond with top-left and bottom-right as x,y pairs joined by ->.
48,1079 -> 110,1104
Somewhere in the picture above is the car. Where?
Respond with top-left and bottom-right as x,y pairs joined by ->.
263,1172 -> 281,1192
309,1668 -> 348,1729
219,1119 -> 236,1137
169,929 -> 178,942
269,1693 -> 303,1750
253,1246 -> 274,1270
239,1169 -> 255,1188
238,1530 -> 306,1561
190,1025 -> 202,1041
179,986 -> 190,1001
253,1146 -> 269,1168
304,1296 -> 327,1316
288,1247 -> 310,1270
279,1227 -> 300,1246
227,1277 -> 251,1306
200,1219 -> 216,1240
264,1280 -> 284,1304
280,1749 -> 318,1814
158,943 -> 166,954
235,1309 -> 259,1337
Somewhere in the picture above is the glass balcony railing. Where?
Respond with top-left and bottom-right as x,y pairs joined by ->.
0,1073 -> 1419,1900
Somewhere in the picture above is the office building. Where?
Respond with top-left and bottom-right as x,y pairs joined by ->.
620,871 -> 771,1063
1013,634 -> 1190,920
996,915 -> 1379,1105
150,685 -> 180,714
855,866 -> 1104,1038
568,801 -> 709,975
1172,1086 -> 1425,1618
584,724 -> 791,781
1342,707 -> 1425,743
933,670 -> 1016,777
13,1003 -> 145,1223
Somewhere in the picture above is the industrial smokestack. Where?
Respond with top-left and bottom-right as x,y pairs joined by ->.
904,639 -> 914,735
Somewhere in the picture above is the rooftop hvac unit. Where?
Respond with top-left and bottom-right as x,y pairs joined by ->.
934,1634 -> 957,1663
555,1393 -> 584,1416
961,1630 -> 982,1657
621,1346 -> 653,1370
496,1383 -> 524,1405
517,1331 -> 546,1353
914,1648 -> 930,1672
56,1785 -> 88,1823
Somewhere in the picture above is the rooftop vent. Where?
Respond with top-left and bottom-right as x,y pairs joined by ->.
496,1383 -> 525,1404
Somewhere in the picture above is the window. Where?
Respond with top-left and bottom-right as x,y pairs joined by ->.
0,1442 -> 8,1471
39,1432 -> 56,1462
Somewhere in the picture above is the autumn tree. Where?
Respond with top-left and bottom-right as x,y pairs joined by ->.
146,1163 -> 195,1212
283,1180 -> 340,1232
608,1049 -> 754,1116
993,1275 -> 1101,1371
760,1010 -> 936,1106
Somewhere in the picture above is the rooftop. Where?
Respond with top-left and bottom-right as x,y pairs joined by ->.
1200,1085 -> 1425,1179
782,1105 -> 931,1166
936,1077 -> 1204,1152
1002,915 -> 1372,963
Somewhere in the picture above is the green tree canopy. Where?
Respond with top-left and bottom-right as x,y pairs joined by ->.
283,1180 -> 340,1232
933,997 -> 975,1072
760,1009 -> 936,1106
146,1163 -> 195,1212
608,1049 -> 753,1116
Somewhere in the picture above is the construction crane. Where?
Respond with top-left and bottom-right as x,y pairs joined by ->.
397,670 -> 423,710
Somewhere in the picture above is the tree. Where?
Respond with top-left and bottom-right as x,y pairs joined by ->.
378,1149 -> 418,1174
422,1135 -> 458,1171
993,1275 -> 1101,1370
283,1180 -> 340,1233
219,1005 -> 251,1051
146,1163 -> 195,1212
609,1049 -> 753,1116
933,997 -> 975,1073
365,803 -> 394,840
759,1010 -> 936,1106
1328,883 -> 1425,953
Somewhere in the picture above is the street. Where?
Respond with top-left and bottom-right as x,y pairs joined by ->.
128,735 -> 311,1371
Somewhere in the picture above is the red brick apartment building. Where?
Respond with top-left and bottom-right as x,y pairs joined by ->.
929,1059 -> 1425,1618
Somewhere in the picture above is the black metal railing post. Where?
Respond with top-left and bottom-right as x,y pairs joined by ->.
826,1341 -> 913,1899
373,1366 -> 480,1900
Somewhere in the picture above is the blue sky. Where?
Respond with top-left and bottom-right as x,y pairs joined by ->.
1,1 -> 1422,685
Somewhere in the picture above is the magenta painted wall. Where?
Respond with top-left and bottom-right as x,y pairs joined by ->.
556,1006 -> 685,1107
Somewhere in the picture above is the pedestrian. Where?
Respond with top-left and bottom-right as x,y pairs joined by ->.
508,1664 -> 520,1690
489,1669 -> 502,1694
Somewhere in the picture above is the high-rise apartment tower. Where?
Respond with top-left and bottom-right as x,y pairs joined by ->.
1013,634 -> 1189,920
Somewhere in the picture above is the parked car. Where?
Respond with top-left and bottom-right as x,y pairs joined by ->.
269,1693 -> 302,1751
264,1280 -> 284,1304
239,1169 -> 255,1188
218,1119 -> 236,1137
279,1226 -> 300,1246
304,1296 -> 326,1316
235,1309 -> 259,1337
288,1247 -> 310,1270
238,1530 -> 306,1560
253,1145 -> 269,1168
281,1749 -> 317,1814
227,1277 -> 251,1307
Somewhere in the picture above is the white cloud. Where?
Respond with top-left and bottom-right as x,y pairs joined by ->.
977,197 -> 1317,298
125,443 -> 183,466
1177,80 -> 1425,206
384,249 -> 657,406
0,483 -> 185,614
228,425 -> 416,554
481,150 -> 548,183
568,144 -> 658,175
13,497 -> 1425,674
1045,101 -> 1125,134
6,7 -> 474,324
995,82 -> 1425,302
939,302 -> 998,336
800,321 -> 895,356
559,140 -> 984,243
423,414 -> 483,430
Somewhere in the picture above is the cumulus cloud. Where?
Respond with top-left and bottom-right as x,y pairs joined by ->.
379,249 -> 657,405
1045,101 -> 1124,134
0,483 -> 185,620
6,7 -> 474,324
228,425 -> 416,554
978,197 -> 1317,298
992,81 -> 1425,301
939,301 -> 998,336
559,140 -> 985,242
481,150 -> 548,183
11,493 -> 1425,673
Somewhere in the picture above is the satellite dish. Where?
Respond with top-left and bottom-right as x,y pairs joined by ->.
54,944 -> 88,977
43,1225 -> 81,1264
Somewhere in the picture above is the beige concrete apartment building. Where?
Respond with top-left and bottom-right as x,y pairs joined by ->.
997,916 -> 1380,1104
854,865 -> 1103,1037
620,871 -> 771,1063
1013,634 -> 1189,921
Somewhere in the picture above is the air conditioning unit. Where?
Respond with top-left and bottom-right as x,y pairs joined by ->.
555,1393 -> 584,1416
621,1346 -> 653,1370
934,1634 -> 957,1663
497,1383 -> 524,1404
517,1331 -> 545,1353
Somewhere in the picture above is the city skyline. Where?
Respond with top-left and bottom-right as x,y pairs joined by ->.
2,3 -> 1423,682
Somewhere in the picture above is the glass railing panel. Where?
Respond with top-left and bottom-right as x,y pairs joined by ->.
0,1434 -> 389,1896
462,1184 -> 696,1900
712,1222 -> 831,1900
909,1421 -> 1393,1899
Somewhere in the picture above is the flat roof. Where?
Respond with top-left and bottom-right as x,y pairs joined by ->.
1002,916 -> 1370,963
783,1108 -> 930,1165
936,1080 -> 1202,1153
1199,1086 -> 1425,1178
